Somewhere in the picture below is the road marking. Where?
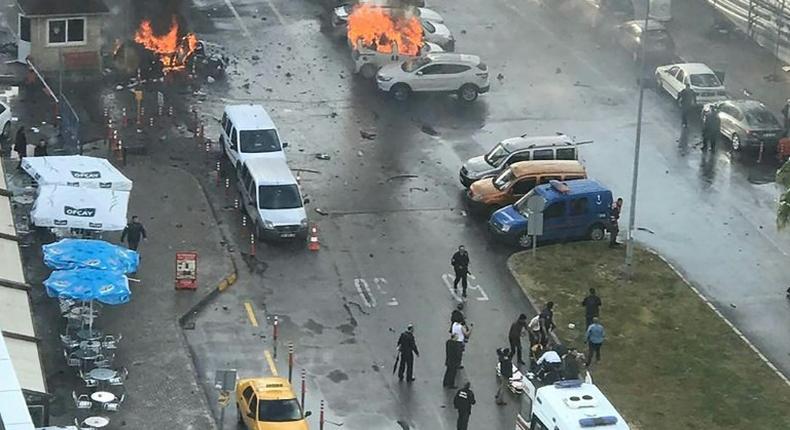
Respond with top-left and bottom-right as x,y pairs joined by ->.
264,350 -> 278,376
388,298 -> 399,306
373,278 -> 388,294
354,278 -> 376,307
442,273 -> 490,302
244,302 -> 259,327
265,0 -> 288,26
223,0 -> 252,39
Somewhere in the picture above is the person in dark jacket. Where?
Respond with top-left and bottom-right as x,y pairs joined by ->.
120,216 -> 147,251
13,126 -> 26,168
508,314 -> 528,365
581,288 -> 602,328
783,98 -> 790,134
495,347 -> 512,405
609,198 -> 623,248
33,138 -> 48,157
702,105 -> 721,151
453,382 -> 475,430
396,324 -> 419,382
539,302 -> 556,347
443,333 -> 463,388
678,83 -> 697,127
451,245 -> 470,297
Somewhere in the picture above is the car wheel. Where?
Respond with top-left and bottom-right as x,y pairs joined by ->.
589,224 -> 606,241
518,233 -> 533,249
655,76 -> 663,93
391,84 -> 410,101
731,133 -> 741,151
360,64 -> 377,79
459,84 -> 479,102
1,122 -> 9,140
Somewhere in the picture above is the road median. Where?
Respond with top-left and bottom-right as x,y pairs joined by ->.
507,242 -> 790,430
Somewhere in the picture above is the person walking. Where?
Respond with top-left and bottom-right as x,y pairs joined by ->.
495,347 -> 512,405
13,126 -> 27,169
581,288 -> 602,328
120,216 -> 147,251
450,303 -> 465,328
453,382 -> 476,430
451,245 -> 470,297
678,83 -> 697,128
609,198 -> 623,248
527,314 -> 541,348
783,98 -> 790,134
33,138 -> 48,157
585,317 -> 605,367
451,319 -> 471,369
538,302 -> 556,347
443,333 -> 463,388
508,314 -> 528,365
702,105 -> 721,151
396,324 -> 419,382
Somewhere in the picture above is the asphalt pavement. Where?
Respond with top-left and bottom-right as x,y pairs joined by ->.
147,0 -> 790,428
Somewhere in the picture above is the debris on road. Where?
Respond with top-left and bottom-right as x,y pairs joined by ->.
360,130 -> 377,140
315,208 -> 328,216
315,153 -> 331,160
409,187 -> 428,192
556,67 -> 562,74
357,150 -> 364,157
387,174 -> 418,181
497,73 -> 504,81
420,124 -> 439,136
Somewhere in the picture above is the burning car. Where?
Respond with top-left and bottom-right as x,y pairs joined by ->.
352,39 -> 443,78
331,1 -> 443,39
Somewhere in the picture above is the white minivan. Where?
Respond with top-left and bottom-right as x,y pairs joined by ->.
220,104 -> 287,169
237,158 -> 308,240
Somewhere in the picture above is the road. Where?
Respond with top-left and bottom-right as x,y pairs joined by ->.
178,0 -> 790,427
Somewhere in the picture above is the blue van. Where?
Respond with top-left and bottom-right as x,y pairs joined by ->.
488,179 -> 613,248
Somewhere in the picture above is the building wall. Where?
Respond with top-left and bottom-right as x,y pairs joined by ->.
28,15 -> 104,73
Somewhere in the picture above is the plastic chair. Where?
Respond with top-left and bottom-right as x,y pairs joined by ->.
60,333 -> 79,350
64,350 -> 81,367
103,393 -> 125,412
78,369 -> 98,388
93,353 -> 115,369
72,391 -> 92,409
101,334 -> 122,350
109,367 -> 129,386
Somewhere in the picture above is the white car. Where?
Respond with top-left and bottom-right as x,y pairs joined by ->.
0,100 -> 11,139
376,53 -> 490,102
655,63 -> 727,106
352,40 -> 443,78
421,19 -> 454,51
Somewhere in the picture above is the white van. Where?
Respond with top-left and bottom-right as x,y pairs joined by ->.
237,158 -> 308,240
220,104 -> 287,170
516,380 -> 630,430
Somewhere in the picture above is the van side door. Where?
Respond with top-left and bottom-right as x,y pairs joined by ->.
542,200 -> 567,241
515,392 -> 532,430
566,196 -> 591,239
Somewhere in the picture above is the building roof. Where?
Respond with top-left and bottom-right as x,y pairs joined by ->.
17,0 -> 109,17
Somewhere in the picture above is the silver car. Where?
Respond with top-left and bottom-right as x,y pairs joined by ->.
706,99 -> 784,151
459,134 -> 584,187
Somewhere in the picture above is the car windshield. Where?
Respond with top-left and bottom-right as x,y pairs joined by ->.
484,143 -> 510,166
744,107 -> 780,128
258,399 -> 302,422
240,129 -> 282,153
689,73 -> 721,88
402,57 -> 431,72
258,185 -> 302,210
422,20 -> 435,33
493,169 -> 514,190
515,190 -> 539,216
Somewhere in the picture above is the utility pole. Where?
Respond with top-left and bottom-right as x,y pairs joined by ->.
625,0 -> 651,276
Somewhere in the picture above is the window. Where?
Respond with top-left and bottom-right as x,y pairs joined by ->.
530,417 -> 550,430
675,69 -> 685,83
258,399 -> 303,422
419,64 -> 444,75
532,149 -> 554,160
259,185 -> 302,210
442,64 -> 471,74
47,18 -> 85,45
544,202 -> 565,219
239,129 -> 282,153
668,66 -> 678,76
689,73 -> 721,88
242,386 -> 255,401
20,16 -> 30,42
248,182 -> 257,205
538,175 -> 561,185
230,128 -> 238,149
224,118 -> 233,136
570,197 -> 588,215
512,178 -> 537,195
485,143 -> 510,166
248,395 -> 258,418
508,151 -> 531,163
0,104 -> 6,115
556,148 -> 575,160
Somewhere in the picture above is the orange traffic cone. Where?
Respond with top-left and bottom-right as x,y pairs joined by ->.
307,224 -> 320,251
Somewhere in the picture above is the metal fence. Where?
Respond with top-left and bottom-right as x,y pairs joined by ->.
59,95 -> 80,155
708,0 -> 790,65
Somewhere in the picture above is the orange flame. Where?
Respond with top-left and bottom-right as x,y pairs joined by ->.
347,4 -> 423,56
134,17 -> 198,73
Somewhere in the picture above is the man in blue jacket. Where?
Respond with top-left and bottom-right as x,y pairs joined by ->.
585,317 -> 605,367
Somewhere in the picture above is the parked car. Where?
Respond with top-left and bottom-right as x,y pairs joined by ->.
655,63 -> 727,106
421,19 -> 454,51
488,179 -> 612,248
459,133 -> 584,187
376,53 -> 490,102
704,99 -> 785,151
220,104 -> 287,170
577,0 -> 634,31
466,160 -> 587,213
352,39 -> 443,79
236,376 -> 311,430
0,100 -> 11,140
613,19 -> 675,64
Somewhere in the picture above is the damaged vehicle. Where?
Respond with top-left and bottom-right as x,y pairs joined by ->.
352,39 -> 443,79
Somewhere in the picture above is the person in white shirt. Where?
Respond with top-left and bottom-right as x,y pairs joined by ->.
451,321 -> 471,368
536,348 -> 562,382
527,315 -> 541,347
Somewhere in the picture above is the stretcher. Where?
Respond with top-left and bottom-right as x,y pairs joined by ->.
495,362 -> 535,396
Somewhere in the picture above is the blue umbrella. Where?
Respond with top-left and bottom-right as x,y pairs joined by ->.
44,268 -> 131,338
42,238 -> 139,273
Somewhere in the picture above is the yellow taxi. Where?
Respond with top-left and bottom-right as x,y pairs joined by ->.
236,376 -> 311,429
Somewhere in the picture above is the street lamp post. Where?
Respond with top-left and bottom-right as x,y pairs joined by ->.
625,0 -> 651,275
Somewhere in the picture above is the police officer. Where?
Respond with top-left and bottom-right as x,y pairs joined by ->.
443,333 -> 463,388
678,83 -> 697,128
609,198 -> 623,248
396,324 -> 419,382
495,347 -> 512,405
451,245 -> 470,297
453,382 -> 476,430
508,314 -> 528,365
702,105 -> 721,151
121,215 -> 148,251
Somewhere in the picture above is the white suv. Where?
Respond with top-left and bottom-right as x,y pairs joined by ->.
376,53 -> 490,102
352,39 -> 443,79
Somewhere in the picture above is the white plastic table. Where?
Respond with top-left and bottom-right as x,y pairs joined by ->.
83,415 -> 110,428
88,368 -> 116,382
90,391 -> 116,404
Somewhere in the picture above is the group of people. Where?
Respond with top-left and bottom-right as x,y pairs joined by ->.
12,125 -> 48,168
678,82 -> 721,151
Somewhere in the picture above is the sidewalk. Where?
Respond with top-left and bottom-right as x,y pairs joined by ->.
668,0 -> 790,114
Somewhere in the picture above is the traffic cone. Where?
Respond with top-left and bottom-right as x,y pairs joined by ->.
307,224 -> 320,251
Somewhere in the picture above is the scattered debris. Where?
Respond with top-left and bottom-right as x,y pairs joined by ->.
315,153 -> 331,160
360,130 -> 377,140
285,72 -> 293,78
251,55 -> 260,61
329,112 -> 338,118
387,174 -> 419,181
573,81 -> 591,88
460,210 -> 467,217
555,67 -> 562,74
409,187 -> 428,192
315,208 -> 328,216
636,227 -> 655,234
357,150 -> 364,157
115,84 -> 124,91
730,303 -> 737,308
421,124 -> 439,136
206,76 -> 216,84
497,73 -> 504,81
460,29 -> 467,34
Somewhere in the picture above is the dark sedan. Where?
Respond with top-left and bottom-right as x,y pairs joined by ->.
707,100 -> 784,151
613,19 -> 675,64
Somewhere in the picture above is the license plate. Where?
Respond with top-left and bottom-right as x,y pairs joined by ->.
280,233 -> 296,238
764,133 -> 777,137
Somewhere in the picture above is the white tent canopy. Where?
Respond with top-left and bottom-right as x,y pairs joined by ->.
30,185 -> 130,231
21,156 -> 133,191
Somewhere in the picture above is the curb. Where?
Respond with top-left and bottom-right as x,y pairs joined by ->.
505,252 -> 562,346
